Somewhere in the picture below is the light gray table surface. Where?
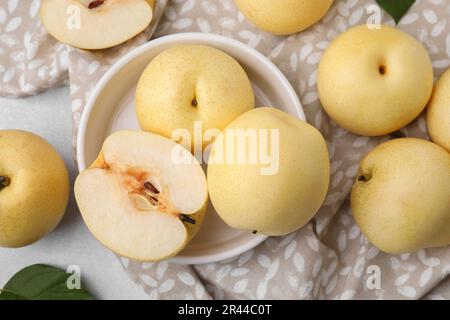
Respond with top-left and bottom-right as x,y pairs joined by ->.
0,86 -> 150,300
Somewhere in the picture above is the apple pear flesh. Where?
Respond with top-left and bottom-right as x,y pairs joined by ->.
136,45 -> 255,147
351,138 -> 450,254
40,0 -> 153,50
427,69 -> 450,152
318,25 -> 433,136
0,130 -> 69,248
233,0 -> 333,35
207,107 -> 330,236
75,131 -> 208,262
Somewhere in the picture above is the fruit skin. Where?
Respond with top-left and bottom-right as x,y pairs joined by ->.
136,45 -> 254,147
351,138 -> 450,254
207,107 -> 330,236
0,130 -> 69,248
40,0 -> 153,50
427,69 -> 450,152
75,131 -> 208,262
233,0 -> 333,35
318,25 -> 434,136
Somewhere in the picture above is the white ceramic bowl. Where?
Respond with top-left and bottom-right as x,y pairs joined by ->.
77,33 -> 304,265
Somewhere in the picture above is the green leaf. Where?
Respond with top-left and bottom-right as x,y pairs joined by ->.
0,289 -> 27,300
0,264 -> 94,300
376,0 -> 416,24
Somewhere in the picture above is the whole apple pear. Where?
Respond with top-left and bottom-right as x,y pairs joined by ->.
351,138 -> 450,254
233,0 -> 333,35
136,45 -> 254,148
0,130 -> 69,248
207,107 -> 330,236
318,25 -> 433,136
427,69 -> 450,152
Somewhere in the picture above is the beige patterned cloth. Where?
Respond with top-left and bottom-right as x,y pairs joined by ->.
1,0 -> 450,300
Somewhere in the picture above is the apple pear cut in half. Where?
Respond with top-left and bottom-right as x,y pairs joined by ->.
75,131 -> 208,262
40,0 -> 153,50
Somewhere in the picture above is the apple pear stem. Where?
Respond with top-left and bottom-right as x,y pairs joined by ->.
191,99 -> 198,108
179,214 -> 196,225
358,174 -> 372,182
0,176 -> 10,191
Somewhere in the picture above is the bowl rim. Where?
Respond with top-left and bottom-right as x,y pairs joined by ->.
76,32 -> 304,264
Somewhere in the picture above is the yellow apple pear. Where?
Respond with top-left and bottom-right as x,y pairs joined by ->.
40,0 -> 153,50
136,45 -> 254,148
233,0 -> 334,35
351,138 -> 450,254
0,130 -> 69,248
318,25 -> 433,136
207,108 -> 330,236
427,69 -> 450,152
75,131 -> 208,261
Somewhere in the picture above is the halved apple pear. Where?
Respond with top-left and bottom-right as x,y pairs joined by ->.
75,131 -> 208,262
39,0 -> 153,50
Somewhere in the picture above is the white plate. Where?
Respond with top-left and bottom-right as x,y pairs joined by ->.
77,33 -> 305,265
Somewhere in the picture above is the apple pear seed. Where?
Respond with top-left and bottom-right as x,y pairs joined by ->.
142,191 -> 158,206
144,181 -> 159,194
142,182 -> 196,224
88,0 -> 105,9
